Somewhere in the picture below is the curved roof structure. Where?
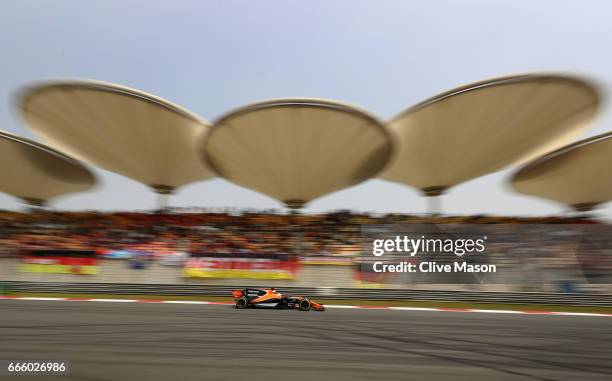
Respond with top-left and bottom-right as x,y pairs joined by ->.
0,130 -> 95,205
511,131 -> 612,211
381,74 -> 600,196
201,98 -> 392,208
19,80 -> 214,194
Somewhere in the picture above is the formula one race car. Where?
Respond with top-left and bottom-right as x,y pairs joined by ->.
232,288 -> 325,311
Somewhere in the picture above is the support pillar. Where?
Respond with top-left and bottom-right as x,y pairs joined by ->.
151,184 -> 175,212
422,186 -> 447,216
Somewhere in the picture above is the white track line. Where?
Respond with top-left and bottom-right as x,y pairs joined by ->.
388,307 -> 439,311
469,309 -> 523,314
18,297 -> 65,301
325,305 -> 360,309
89,299 -> 137,302
0,296 -> 610,317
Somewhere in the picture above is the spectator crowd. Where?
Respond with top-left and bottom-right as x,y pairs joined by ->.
0,210 -> 610,282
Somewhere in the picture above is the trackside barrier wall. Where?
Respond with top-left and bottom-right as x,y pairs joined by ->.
2,281 -> 612,307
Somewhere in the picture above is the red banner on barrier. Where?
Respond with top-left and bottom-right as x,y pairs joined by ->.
183,257 -> 300,279
21,250 -> 99,275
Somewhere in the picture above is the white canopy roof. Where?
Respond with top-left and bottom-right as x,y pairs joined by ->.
381,74 -> 600,195
201,98 -> 392,208
511,132 -> 612,211
0,130 -> 95,205
19,80 -> 214,193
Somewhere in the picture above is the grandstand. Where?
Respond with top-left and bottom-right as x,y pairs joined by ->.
1,72 -> 611,292
1,210 -> 610,291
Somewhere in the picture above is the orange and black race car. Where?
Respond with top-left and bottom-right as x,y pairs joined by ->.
232,288 -> 325,311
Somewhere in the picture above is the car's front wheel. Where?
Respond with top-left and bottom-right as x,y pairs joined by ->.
235,297 -> 248,309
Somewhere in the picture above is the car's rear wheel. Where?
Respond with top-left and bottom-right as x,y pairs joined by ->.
299,299 -> 311,311
235,297 -> 248,309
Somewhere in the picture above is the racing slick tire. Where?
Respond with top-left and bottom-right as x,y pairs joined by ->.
235,297 -> 248,309
299,298 -> 311,311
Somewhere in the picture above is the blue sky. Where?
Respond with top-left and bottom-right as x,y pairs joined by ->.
1,0 -> 612,216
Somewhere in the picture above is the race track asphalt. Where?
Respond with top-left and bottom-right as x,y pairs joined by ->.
1,300 -> 611,381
